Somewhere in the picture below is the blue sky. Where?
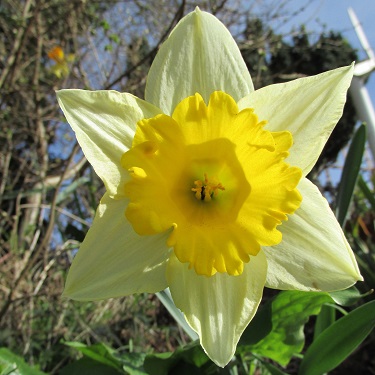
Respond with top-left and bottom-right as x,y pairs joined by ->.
281,0 -> 375,109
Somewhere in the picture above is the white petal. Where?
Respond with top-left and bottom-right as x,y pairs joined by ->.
63,193 -> 170,301
145,8 -> 253,115
167,251 -> 267,367
57,90 -> 162,198
264,178 -> 362,292
238,65 -> 354,175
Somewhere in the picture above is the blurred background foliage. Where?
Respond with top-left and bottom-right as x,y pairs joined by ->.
0,0 -> 374,373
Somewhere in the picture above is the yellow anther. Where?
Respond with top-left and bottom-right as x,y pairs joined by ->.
192,173 -> 225,201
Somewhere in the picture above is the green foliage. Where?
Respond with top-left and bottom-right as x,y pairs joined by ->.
64,342 -> 125,371
329,285 -> 372,306
60,357 -> 123,375
299,301 -> 375,375
51,290 -> 374,374
109,34 -> 121,44
144,342 -> 213,375
61,342 -> 147,375
100,20 -> 111,32
0,288 -> 369,374
0,348 -> 47,375
358,175 -> 375,211
313,304 -> 336,341
336,124 -> 366,226
346,170 -> 375,292
243,291 -> 333,366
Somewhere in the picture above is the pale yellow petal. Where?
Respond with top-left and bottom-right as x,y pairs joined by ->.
238,65 -> 354,175
145,8 -> 253,115
57,90 -> 162,198
264,178 -> 362,292
167,251 -> 267,367
63,193 -> 170,301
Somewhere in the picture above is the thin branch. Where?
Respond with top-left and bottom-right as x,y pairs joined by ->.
20,203 -> 91,227
0,0 -> 33,89
0,142 -> 80,322
104,0 -> 186,90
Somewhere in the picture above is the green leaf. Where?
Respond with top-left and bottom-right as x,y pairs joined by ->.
313,304 -> 336,341
249,291 -> 333,366
299,300 -> 375,375
114,352 -> 147,375
64,342 -> 122,371
358,174 -> 375,211
59,357 -> 122,375
335,123 -> 366,226
261,361 -> 289,375
143,341 -> 211,375
0,348 -> 47,375
109,34 -> 120,44
329,285 -> 369,306
100,20 -> 110,31
353,239 -> 375,287
63,342 -> 147,374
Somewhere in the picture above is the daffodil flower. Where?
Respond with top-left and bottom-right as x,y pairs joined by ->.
48,46 -> 74,78
57,8 -> 362,367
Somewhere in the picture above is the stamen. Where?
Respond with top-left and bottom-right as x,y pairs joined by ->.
192,173 -> 225,201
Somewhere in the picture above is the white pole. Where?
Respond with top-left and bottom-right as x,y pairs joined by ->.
349,77 -> 375,160
348,7 -> 375,162
348,8 -> 375,61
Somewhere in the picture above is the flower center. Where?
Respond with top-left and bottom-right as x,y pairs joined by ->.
121,91 -> 302,277
192,173 -> 225,201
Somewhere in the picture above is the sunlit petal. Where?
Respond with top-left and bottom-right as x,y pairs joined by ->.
264,178 -> 363,292
57,90 -> 161,198
167,251 -> 267,367
238,65 -> 354,175
145,8 -> 253,115
63,194 -> 170,301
